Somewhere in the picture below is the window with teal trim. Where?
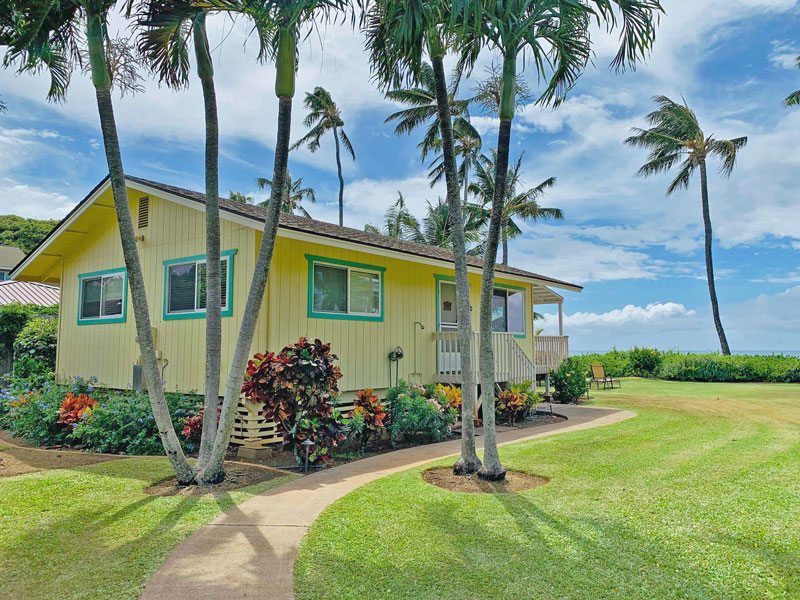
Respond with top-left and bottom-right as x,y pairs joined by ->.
306,255 -> 384,321
164,250 -> 236,319
492,287 -> 525,335
78,268 -> 127,325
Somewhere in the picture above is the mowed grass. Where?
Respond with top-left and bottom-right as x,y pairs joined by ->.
295,379 -> 800,600
0,457 -> 295,599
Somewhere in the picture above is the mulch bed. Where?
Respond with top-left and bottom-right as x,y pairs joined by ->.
422,466 -> 549,494
144,462 -> 286,496
0,431 -> 121,477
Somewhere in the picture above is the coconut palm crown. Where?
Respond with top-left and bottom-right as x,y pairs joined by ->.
625,95 -> 747,356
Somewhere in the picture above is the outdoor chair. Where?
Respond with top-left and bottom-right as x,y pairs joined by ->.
590,364 -> 621,389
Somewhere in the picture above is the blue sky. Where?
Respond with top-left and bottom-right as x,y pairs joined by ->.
1,0 -> 799,353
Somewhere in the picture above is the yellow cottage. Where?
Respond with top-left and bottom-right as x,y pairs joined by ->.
12,175 -> 580,404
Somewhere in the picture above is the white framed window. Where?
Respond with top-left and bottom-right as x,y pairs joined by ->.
306,255 -> 385,321
163,250 -> 237,320
78,268 -> 127,325
491,287 -> 525,335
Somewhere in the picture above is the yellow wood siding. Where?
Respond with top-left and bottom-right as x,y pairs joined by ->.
57,187 -> 267,392
266,236 -> 535,394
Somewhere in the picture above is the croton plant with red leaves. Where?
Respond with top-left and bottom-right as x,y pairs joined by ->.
351,388 -> 387,451
242,338 -> 347,465
57,393 -> 97,426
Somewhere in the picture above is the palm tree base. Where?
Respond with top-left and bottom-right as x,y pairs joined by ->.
453,455 -> 482,476
477,463 -> 507,482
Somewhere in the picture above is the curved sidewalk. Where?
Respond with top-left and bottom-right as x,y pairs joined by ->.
141,404 -> 634,600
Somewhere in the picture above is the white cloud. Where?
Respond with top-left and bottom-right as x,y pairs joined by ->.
547,302 -> 697,330
0,180 -> 74,219
769,40 -> 800,69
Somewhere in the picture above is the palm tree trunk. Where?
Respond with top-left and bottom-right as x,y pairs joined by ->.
193,14 -> 222,470
86,14 -> 193,483
333,124 -> 345,226
428,35 -> 481,475
699,159 -> 731,355
502,222 -> 509,266
478,53 -> 515,482
198,27 -> 296,484
462,161 -> 469,207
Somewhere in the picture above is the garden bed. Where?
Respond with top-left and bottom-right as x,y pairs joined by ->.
422,466 -> 549,493
0,430 -> 122,477
144,462 -> 286,496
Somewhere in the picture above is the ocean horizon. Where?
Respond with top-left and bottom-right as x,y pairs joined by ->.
572,349 -> 800,358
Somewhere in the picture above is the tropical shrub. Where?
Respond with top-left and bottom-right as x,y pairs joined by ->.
350,388 -> 387,452
182,411 -> 204,443
14,316 -> 58,368
496,382 -> 539,425
657,353 -> 800,383
11,356 -> 51,381
387,381 -> 457,444
628,346 -> 662,376
0,302 -> 57,363
57,392 -> 97,426
0,378 -> 67,445
552,358 -> 589,403
242,338 -> 347,464
71,391 -> 201,455
432,384 -> 462,412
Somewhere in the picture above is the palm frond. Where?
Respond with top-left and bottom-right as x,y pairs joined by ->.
708,136 -> 747,178
338,127 -> 356,160
665,158 -> 694,195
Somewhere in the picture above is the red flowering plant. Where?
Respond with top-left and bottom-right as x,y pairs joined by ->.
182,411 -> 204,443
57,393 -> 97,426
242,338 -> 347,465
350,388 -> 387,452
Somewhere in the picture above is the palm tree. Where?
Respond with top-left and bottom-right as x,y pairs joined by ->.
786,56 -> 800,106
469,151 -> 563,265
456,0 -> 662,481
472,60 -> 532,115
137,0 -> 226,474
256,172 -> 316,216
229,191 -> 254,204
384,61 -> 471,161
626,95 -> 746,356
407,198 -> 484,249
291,86 -> 354,226
364,192 -> 421,239
427,116 -> 482,205
200,0 -> 346,484
2,0 -> 194,482
364,0 -> 482,475
0,96 -> 6,113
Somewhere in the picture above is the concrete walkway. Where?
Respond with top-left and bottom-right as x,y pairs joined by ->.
141,405 -> 634,600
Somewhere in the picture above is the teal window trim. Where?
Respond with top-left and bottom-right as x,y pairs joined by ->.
433,274 -> 456,332
162,249 -> 238,321
77,267 -> 128,326
494,282 -> 527,338
305,254 -> 385,322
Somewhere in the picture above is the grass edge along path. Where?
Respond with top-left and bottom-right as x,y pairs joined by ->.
295,379 -> 800,600
0,456 -> 296,600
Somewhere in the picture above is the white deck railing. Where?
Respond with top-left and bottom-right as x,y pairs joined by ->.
433,331 -> 537,385
534,335 -> 569,375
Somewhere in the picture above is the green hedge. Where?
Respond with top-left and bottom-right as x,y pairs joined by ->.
569,349 -> 800,383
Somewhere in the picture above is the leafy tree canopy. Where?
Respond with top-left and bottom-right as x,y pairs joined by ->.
0,215 -> 58,253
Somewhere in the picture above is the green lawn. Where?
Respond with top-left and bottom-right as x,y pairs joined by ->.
0,457 -> 294,599
295,379 -> 800,599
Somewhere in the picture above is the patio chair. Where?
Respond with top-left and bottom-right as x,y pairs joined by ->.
590,364 -> 621,389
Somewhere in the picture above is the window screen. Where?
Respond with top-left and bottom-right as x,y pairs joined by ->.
349,270 -> 380,314
313,264 -> 348,313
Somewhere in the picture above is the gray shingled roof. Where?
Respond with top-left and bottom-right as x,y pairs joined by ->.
0,280 -> 59,306
126,175 -> 582,291
0,245 -> 26,270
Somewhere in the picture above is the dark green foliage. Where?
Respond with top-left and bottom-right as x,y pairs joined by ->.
71,391 -> 202,455
14,316 -> 57,370
387,381 -> 457,444
569,350 -> 800,383
0,302 -> 57,358
551,357 -> 589,403
0,374 -> 202,453
0,215 -> 58,253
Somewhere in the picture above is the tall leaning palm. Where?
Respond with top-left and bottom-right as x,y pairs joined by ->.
200,0 -> 346,484
137,0 -> 226,473
427,116 -> 482,205
457,0 -> 662,481
785,56 -> 800,106
291,86 -> 354,226
470,152 -> 563,265
364,0 -> 483,475
2,0 -> 194,482
626,96 -> 746,355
